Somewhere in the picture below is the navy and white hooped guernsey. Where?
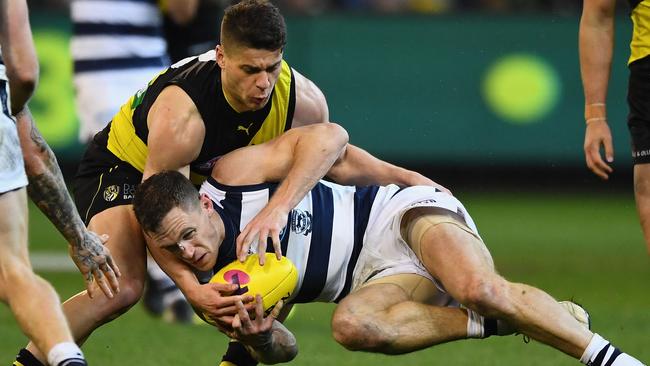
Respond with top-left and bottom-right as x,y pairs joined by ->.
70,0 -> 168,74
200,177 -> 480,305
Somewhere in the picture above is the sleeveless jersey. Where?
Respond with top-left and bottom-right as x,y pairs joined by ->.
70,0 -> 168,74
0,47 -> 28,193
629,0 -> 650,64
95,49 -> 295,183
200,177 -> 385,304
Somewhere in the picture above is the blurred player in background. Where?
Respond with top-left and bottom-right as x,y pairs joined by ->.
2,1 -> 120,365
13,1 -> 446,365
70,0 -> 203,323
579,0 -> 650,254
133,124 -> 644,366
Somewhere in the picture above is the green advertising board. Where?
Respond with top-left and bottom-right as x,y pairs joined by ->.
31,13 -> 633,168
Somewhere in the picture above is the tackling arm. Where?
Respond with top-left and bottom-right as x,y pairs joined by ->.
212,122 -> 349,262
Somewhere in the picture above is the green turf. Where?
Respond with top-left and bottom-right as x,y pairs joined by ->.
1,192 -> 648,365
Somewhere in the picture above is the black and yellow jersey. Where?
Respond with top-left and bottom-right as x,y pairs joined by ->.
94,49 -> 295,183
629,0 -> 650,64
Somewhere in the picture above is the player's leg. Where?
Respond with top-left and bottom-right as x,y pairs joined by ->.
406,206 -> 643,365
331,273 -> 471,354
633,164 -> 650,254
20,205 -> 147,364
0,188 -> 86,365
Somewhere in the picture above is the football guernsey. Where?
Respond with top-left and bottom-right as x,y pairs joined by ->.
200,177 -> 479,304
629,0 -> 650,64
95,49 -> 295,182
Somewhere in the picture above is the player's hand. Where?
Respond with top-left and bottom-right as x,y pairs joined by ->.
226,294 -> 282,346
68,230 -> 121,299
584,119 -> 614,179
190,282 -> 254,327
236,205 -> 288,265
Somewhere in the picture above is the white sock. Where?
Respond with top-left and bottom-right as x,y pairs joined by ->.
580,333 -> 645,366
466,309 -> 484,338
47,342 -> 85,366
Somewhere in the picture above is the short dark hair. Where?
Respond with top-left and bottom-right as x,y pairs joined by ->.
221,0 -> 286,52
133,171 -> 199,235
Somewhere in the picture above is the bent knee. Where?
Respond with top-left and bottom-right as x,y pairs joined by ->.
331,312 -> 392,352
93,276 -> 145,322
456,276 -> 512,316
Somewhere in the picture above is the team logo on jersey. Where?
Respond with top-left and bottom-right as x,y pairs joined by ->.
103,185 -> 119,202
290,209 -> 312,236
237,122 -> 254,136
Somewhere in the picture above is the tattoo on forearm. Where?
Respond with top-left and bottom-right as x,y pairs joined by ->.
248,322 -> 297,364
25,124 -> 86,248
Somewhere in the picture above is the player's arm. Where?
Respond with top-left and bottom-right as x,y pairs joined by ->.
292,68 -> 448,191
0,0 -> 38,114
213,122 -> 349,263
580,0 -> 617,179
227,297 -> 298,364
144,234 -> 252,325
16,107 -> 121,299
143,85 -> 204,179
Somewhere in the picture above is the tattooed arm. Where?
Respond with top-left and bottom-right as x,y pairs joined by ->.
16,107 -> 121,298
225,297 -> 298,364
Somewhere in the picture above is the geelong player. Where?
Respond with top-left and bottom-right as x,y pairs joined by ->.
134,124 -> 644,366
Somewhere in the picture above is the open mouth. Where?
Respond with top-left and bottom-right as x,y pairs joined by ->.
194,253 -> 207,266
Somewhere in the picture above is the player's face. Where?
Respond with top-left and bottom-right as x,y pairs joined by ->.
149,203 -> 220,272
217,45 -> 283,112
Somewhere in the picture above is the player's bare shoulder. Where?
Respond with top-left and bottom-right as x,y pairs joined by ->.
292,68 -> 329,127
144,85 -> 206,176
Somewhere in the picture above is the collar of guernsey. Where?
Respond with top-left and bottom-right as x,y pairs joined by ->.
105,59 -> 294,173
629,0 -> 650,64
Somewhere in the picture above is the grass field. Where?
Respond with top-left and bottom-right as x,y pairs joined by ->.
1,191 -> 648,365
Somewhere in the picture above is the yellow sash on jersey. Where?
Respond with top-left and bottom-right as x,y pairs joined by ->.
630,0 -> 650,64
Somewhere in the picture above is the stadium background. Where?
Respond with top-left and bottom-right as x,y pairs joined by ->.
1,1 -> 649,365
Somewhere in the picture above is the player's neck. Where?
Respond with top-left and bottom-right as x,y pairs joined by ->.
210,213 -> 226,248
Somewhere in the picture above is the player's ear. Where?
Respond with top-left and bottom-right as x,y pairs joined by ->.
216,45 -> 225,69
199,193 -> 213,213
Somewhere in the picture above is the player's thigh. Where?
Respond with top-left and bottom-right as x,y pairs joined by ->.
334,273 -> 442,319
401,207 -> 496,290
0,188 -> 29,263
0,189 -> 30,298
88,204 -> 147,281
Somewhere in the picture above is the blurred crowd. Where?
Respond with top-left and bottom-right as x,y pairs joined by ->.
29,0 -> 628,15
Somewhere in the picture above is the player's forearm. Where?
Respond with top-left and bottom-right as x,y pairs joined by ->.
579,3 -> 615,107
16,108 -> 87,247
269,123 -> 348,212
245,321 -> 298,365
327,144 -> 430,187
147,246 -> 200,297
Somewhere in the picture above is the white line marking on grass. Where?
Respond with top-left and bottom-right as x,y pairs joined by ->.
30,252 -> 76,272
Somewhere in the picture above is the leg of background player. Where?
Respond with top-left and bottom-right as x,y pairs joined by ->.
0,189 -> 86,365
633,164 -> 650,255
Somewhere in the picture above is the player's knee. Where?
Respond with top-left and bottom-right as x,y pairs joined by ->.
332,312 -> 391,352
99,276 -> 145,321
457,275 -> 510,316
